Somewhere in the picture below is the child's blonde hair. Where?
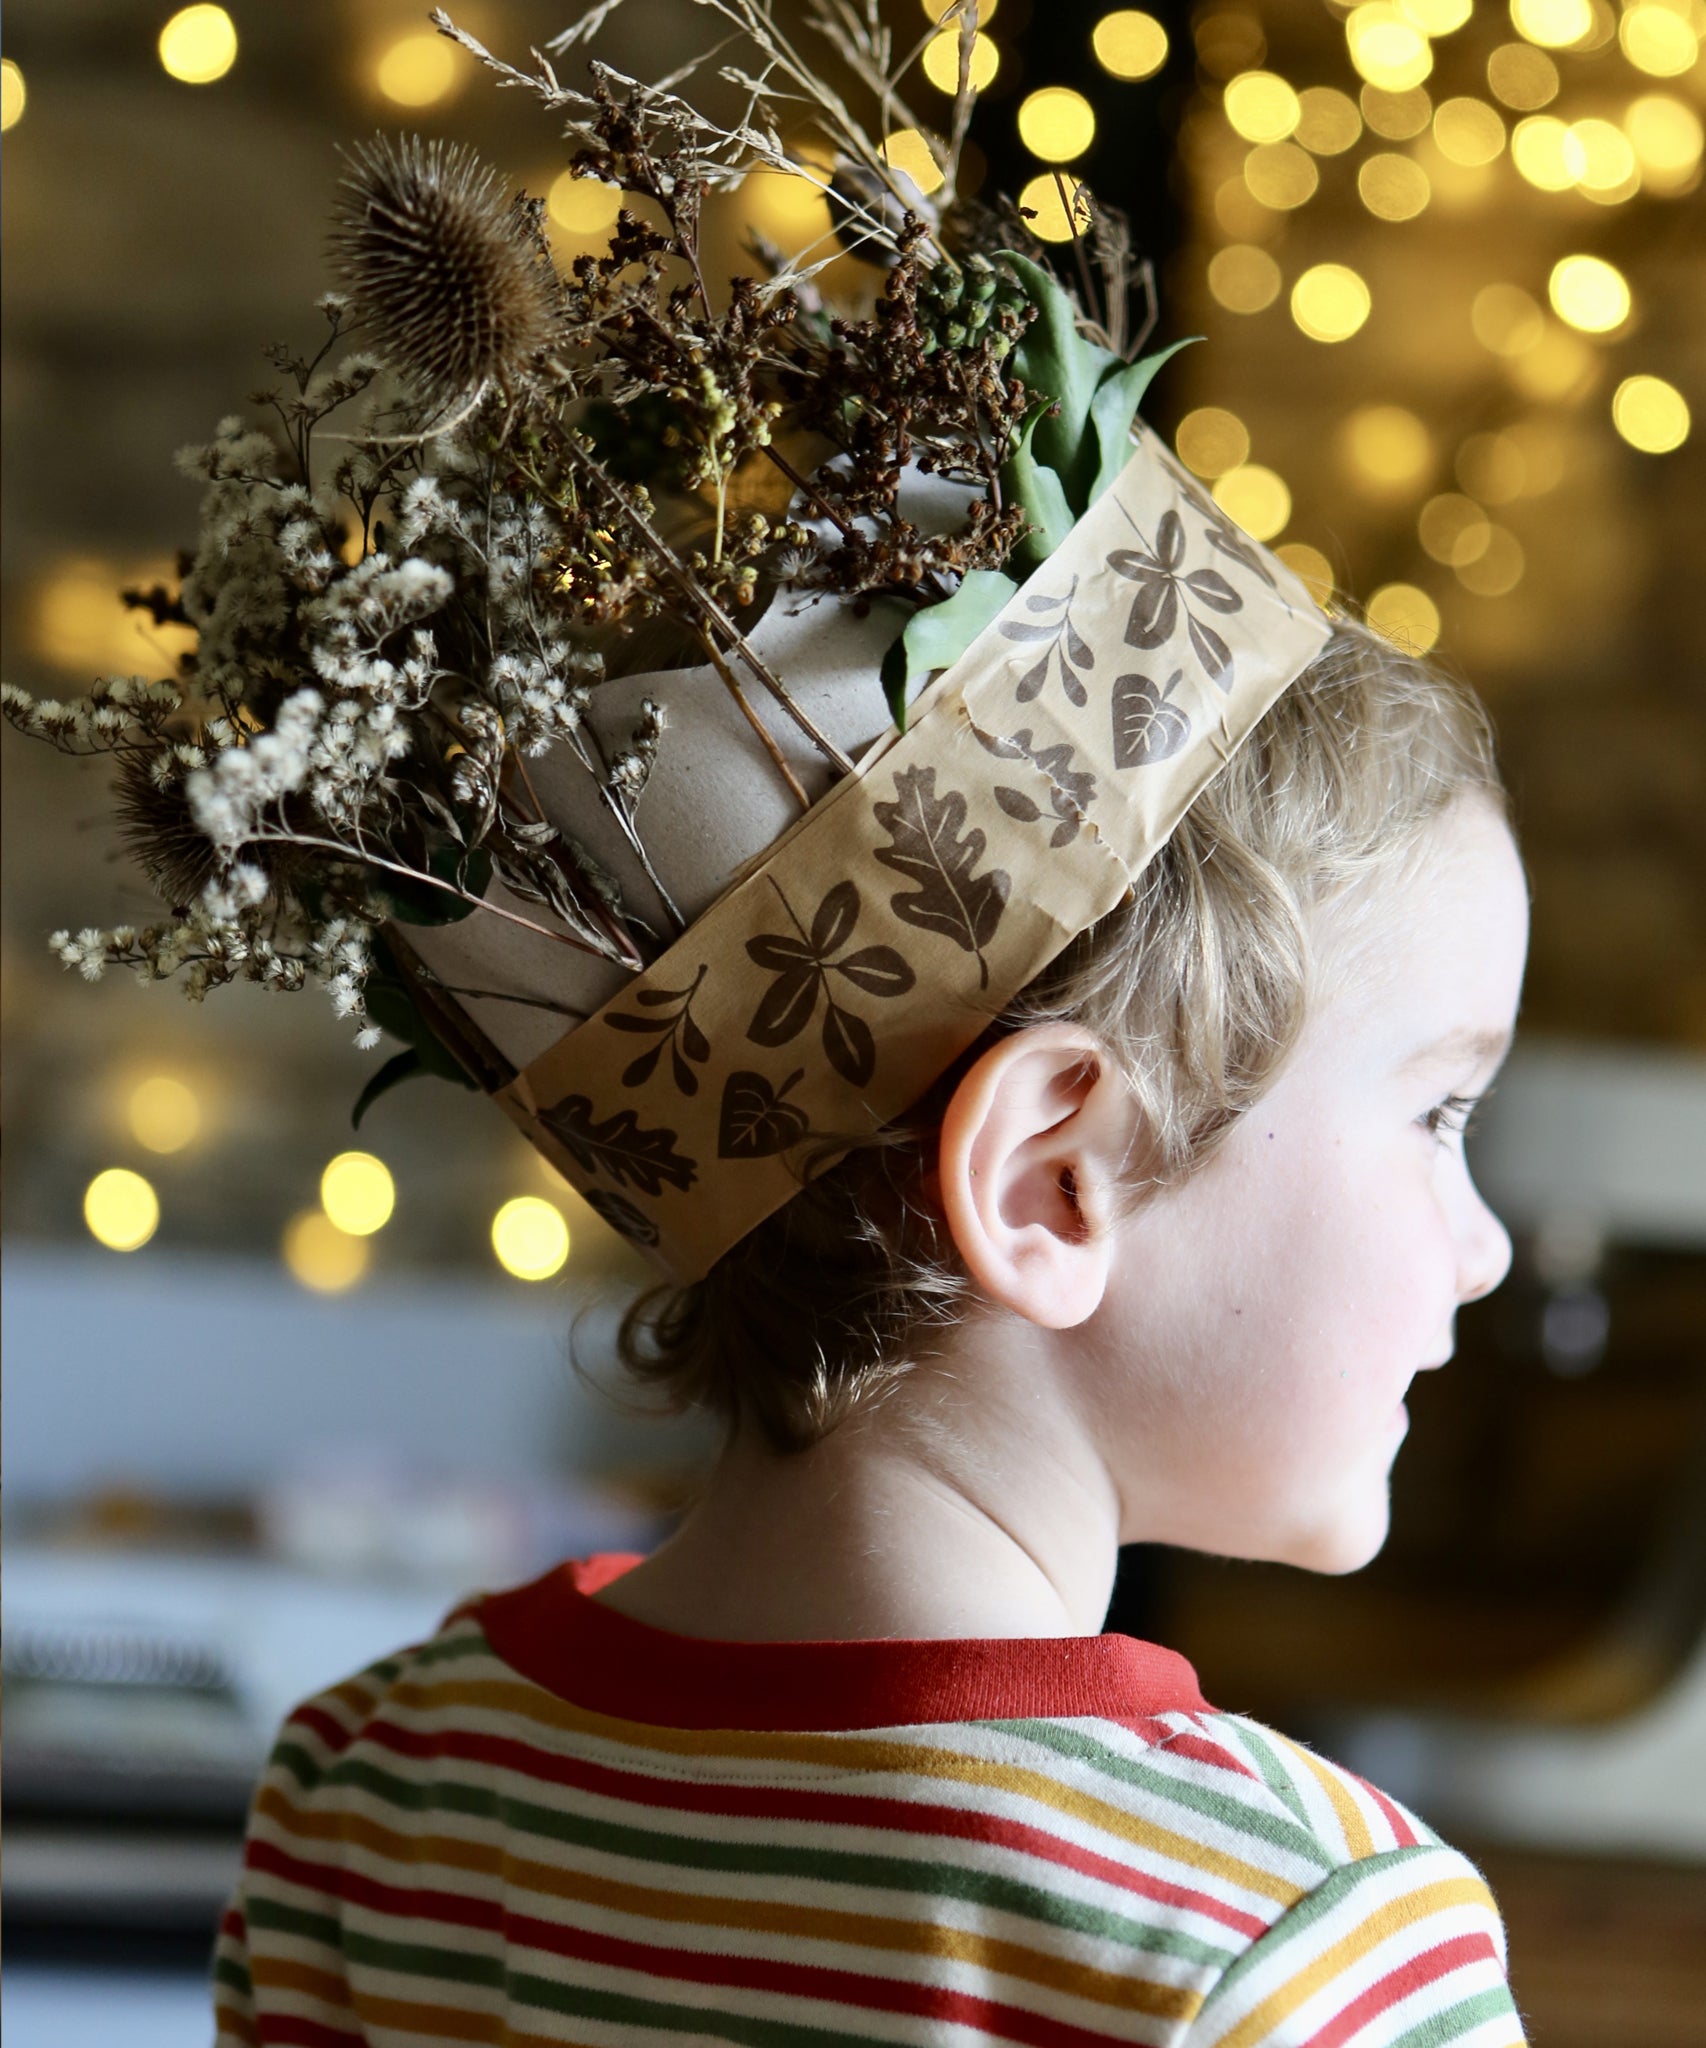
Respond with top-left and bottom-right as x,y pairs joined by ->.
614,617 -> 1507,1453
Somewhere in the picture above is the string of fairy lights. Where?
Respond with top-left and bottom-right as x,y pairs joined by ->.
7,2 -> 1700,1287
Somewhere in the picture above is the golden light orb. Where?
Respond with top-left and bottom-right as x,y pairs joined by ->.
1224,70 -> 1301,144
1176,407 -> 1252,478
548,171 -> 622,237
1294,85 -> 1363,154
1486,41 -> 1559,107
1291,264 -> 1372,342
1346,5 -> 1435,93
1093,10 -> 1170,81
880,128 -> 945,197
1244,140 -> 1319,208
1358,151 -> 1432,218
1564,117 -> 1638,192
1434,97 -> 1507,166
921,28 -> 999,95
1274,542 -> 1337,602
1511,113 -> 1576,189
922,0 -> 1000,19
1548,253 -> 1631,333
1211,463 -> 1291,541
1017,170 -> 1092,241
1367,583 -> 1442,652
375,31 -> 459,107
1506,325 -> 1597,400
128,1075 -> 201,1154
319,1150 -> 396,1237
158,5 -> 237,85
1455,526 -> 1525,595
1419,492 -> 1493,565
85,1168 -> 160,1253
1456,431 -> 1530,503
1361,83 -> 1434,139
1400,0 -> 1472,29
738,163 -> 833,246
1624,95 -> 1703,194
1206,243 -> 1283,312
1,57 -> 26,131
1509,0 -> 1595,49
1213,173 -> 1280,239
492,1196 -> 571,1281
1017,87 -> 1097,162
1470,281 -> 1546,356
283,1210 -> 370,1294
1341,403 -> 1433,491
1612,374 -> 1691,453
1620,5 -> 1699,76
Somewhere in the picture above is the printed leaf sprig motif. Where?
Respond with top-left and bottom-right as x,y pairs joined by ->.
745,880 -> 914,1089
873,764 -> 1010,991
540,1094 -> 698,1198
973,725 -> 1099,847
604,963 -> 711,1096
998,573 -> 1095,709
1108,508 -> 1243,691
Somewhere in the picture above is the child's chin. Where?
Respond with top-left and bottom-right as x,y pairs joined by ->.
1279,1497 -> 1392,1576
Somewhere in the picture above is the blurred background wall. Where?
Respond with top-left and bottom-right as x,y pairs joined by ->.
3,3 -> 1704,2043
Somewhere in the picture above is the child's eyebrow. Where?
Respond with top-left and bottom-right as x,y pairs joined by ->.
1400,1025 -> 1512,1075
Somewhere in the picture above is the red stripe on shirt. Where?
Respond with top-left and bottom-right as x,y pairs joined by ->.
1304,1930 -> 1501,2047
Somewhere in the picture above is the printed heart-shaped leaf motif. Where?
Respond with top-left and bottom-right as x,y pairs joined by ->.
1111,669 -> 1192,769
718,1069 -> 811,1160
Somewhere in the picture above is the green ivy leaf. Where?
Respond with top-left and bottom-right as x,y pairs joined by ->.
1085,337 -> 1199,507
1000,399 -> 1079,576
881,568 -> 1018,733
351,1048 -> 425,1130
365,843 -> 493,926
1000,251 -> 1121,492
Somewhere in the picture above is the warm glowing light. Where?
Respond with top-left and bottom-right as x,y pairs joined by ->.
1206,243 -> 1282,311
1455,434 -> 1525,504
1,57 -> 25,130
1017,87 -> 1097,162
320,1151 -> 395,1236
1346,5 -> 1434,92
1291,264 -> 1372,342
921,28 -> 999,94
739,163 -> 833,246
1294,85 -> 1362,153
1456,526 -> 1525,594
880,128 -> 945,197
548,171 -> 623,236
158,5 -> 237,84
1624,95 -> 1703,193
1434,98 -> 1507,166
1358,151 -> 1432,218
1471,282 -> 1546,355
1244,140 -> 1318,207
128,1076 -> 201,1154
1612,374 -> 1691,452
1486,41 -> 1559,107
1367,583 -> 1441,652
32,557 -> 193,675
1511,113 -> 1576,189
1093,10 -> 1170,80
1211,463 -> 1291,540
85,1168 -> 160,1252
492,1196 -> 571,1280
1213,174 -> 1279,239
1017,170 -> 1092,241
1401,0 -> 1472,28
283,1210 -> 369,1293
374,31 -> 459,106
1506,325 -> 1596,399
1224,70 -> 1301,143
1509,0 -> 1594,48
1176,407 -> 1251,478
1341,404 -> 1433,490
1361,84 -> 1434,138
922,0 -> 1000,19
1274,542 -> 1337,601
1565,118 -> 1638,192
1419,492 -> 1493,564
1504,416 -> 1569,492
1620,4 -> 1700,75
1549,253 -> 1631,332
1195,8 -> 1267,79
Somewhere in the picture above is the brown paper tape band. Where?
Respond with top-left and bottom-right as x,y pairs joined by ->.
494,425 -> 1332,1278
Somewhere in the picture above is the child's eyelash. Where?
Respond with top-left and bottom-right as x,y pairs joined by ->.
1423,1092 -> 1484,1138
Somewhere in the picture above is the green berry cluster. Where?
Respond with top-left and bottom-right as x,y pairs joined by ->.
915,254 -> 1026,359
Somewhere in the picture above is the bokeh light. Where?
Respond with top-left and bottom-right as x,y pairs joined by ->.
1509,0 -> 1594,49
922,0 -> 1000,18
1017,171 -> 1092,241
1346,5 -> 1434,92
1245,140 -> 1318,208
128,1075 -> 201,1154
375,32 -> 460,108
1471,281 -> 1546,356
1456,429 -> 1530,503
1419,492 -> 1493,565
1291,263 -> 1372,341
880,128 -> 945,197
1612,374 -> 1691,452
158,5 -> 237,85
1207,243 -> 1283,312
1619,4 -> 1699,75
1565,118 -> 1638,197
1341,404 -> 1433,491
1274,541 -> 1337,602
1359,151 -> 1432,219
921,29 -> 999,95
492,1196 -> 571,1281
1511,113 -> 1577,189
283,1210 -> 369,1294
1211,462 -> 1291,540
1403,0 -> 1473,31
1017,87 -> 1097,162
1433,98 -> 1506,167
1175,407 -> 1251,477
1293,85 -> 1362,154
1505,325 -> 1596,400
738,162 -> 833,248
1486,41 -> 1559,107
1092,10 -> 1170,81
1548,253 -> 1631,333
320,1151 -> 395,1236
1624,95 -> 1704,195
1224,71 -> 1301,144
85,1169 -> 160,1253
1361,84 -> 1434,139
1,57 -> 26,130
1455,525 -> 1525,594
548,171 -> 622,237
1366,582 -> 1441,652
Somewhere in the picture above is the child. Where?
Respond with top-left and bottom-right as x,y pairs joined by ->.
212,617 -> 1532,2046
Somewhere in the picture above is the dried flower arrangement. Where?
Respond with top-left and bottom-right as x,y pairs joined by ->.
3,0 -> 1180,1126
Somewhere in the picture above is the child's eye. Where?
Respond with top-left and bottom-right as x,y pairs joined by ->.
1422,1092 -> 1482,1140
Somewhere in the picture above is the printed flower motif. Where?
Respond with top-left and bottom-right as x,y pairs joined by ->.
745,880 -> 914,1089
1107,508 -> 1243,691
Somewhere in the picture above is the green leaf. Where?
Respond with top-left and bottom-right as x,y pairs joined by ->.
366,843 -> 493,926
1000,399 -> 1078,576
999,251 -> 1120,491
881,569 -> 1019,733
361,970 -> 478,1085
352,1048 -> 424,1130
1085,337 -> 1199,507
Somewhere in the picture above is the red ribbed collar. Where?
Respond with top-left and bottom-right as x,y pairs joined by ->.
474,1554 -> 1208,1731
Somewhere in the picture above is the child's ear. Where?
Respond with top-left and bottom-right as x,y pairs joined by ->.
937,1023 -> 1135,1330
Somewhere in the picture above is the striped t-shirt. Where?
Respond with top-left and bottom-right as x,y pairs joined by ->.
213,1552 -> 1527,2047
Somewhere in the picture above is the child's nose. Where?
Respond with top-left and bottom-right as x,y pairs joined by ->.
1456,1172 -> 1514,1305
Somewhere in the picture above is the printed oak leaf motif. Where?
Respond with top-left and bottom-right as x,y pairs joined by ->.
996,572 -> 1094,708
540,1094 -> 698,1199
718,1068 -> 811,1160
973,724 -> 1099,848
874,764 -> 1011,990
604,962 -> 711,1097
745,878 -> 914,1089
582,1188 -> 660,1247
1107,507 -> 1243,692
1111,669 -> 1192,769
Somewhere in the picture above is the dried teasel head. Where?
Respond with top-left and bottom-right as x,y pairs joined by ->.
328,134 -> 559,409
113,749 -> 225,910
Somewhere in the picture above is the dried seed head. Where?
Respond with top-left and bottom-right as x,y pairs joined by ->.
113,748 -> 224,909
328,134 -> 558,407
